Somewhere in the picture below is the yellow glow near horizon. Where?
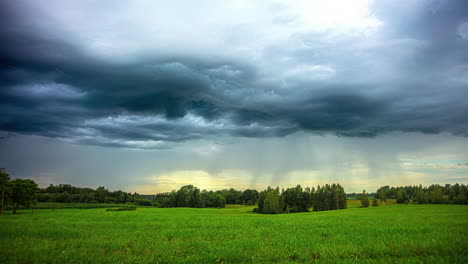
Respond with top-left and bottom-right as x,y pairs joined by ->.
131,168 -> 441,194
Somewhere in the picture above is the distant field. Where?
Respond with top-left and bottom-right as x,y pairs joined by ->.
1,204 -> 467,263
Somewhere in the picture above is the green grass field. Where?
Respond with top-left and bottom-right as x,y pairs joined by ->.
1,204 -> 467,263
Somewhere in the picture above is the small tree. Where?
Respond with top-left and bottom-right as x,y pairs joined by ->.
10,179 -> 38,214
359,190 -> 369,208
372,198 -> 378,207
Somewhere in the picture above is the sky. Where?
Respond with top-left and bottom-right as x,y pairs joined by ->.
1,0 -> 467,193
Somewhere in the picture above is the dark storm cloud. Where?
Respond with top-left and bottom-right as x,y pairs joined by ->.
371,0 -> 468,73
1,0 -> 467,148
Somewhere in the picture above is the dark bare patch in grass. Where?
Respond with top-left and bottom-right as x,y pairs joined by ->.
105,206 -> 136,211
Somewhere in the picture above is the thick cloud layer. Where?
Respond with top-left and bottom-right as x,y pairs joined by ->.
1,0 -> 467,148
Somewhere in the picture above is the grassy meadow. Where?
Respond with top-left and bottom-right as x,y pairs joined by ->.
1,203 -> 467,263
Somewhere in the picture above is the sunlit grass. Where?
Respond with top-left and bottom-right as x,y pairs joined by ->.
1,203 -> 467,263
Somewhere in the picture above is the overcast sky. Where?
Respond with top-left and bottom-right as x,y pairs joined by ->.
1,0 -> 467,193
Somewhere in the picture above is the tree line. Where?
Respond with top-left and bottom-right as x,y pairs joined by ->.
38,184 -> 261,208
0,169 -> 156,213
254,184 -> 347,214
0,168 -> 262,212
375,184 -> 468,205
37,184 -> 150,205
151,185 -> 260,208
2,168 -> 467,215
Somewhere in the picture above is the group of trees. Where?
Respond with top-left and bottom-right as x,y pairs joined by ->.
356,190 -> 379,207
37,184 -> 151,205
254,184 -> 347,214
3,165 -> 467,214
152,185 -> 260,208
375,184 -> 468,205
1,169 -> 38,214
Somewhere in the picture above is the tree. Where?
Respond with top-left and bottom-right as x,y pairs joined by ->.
414,187 -> 428,204
396,189 -> 409,204
223,188 -> 242,204
0,169 -> 11,216
175,185 -> 200,207
283,185 -> 310,213
376,186 -> 388,205
428,185 -> 446,204
95,186 -> 108,203
262,189 -> 282,214
336,184 -> 347,210
192,188 -> 204,208
213,193 -> 226,208
241,189 -> 259,205
372,198 -> 378,207
256,187 -> 273,213
10,179 -> 38,214
358,190 -> 369,208
313,185 -> 325,211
